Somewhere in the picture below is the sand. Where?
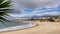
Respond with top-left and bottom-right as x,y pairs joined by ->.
0,21 -> 60,34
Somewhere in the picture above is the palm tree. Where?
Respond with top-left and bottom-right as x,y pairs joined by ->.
0,0 -> 12,25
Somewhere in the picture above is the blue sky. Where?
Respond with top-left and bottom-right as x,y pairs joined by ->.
9,0 -> 60,17
23,5 -> 60,14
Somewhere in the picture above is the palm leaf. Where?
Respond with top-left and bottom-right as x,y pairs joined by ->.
0,17 -> 7,25
0,0 -> 12,25
0,0 -> 4,3
0,0 -> 12,8
0,9 -> 12,11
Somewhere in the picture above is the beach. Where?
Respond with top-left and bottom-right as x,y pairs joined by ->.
0,20 -> 60,34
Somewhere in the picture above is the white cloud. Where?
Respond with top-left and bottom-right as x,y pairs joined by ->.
13,0 -> 60,9
9,0 -> 60,18
10,0 -> 60,14
29,7 -> 54,14
9,11 -> 60,18
42,11 -> 60,16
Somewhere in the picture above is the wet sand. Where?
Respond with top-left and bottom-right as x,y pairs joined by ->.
0,21 -> 60,34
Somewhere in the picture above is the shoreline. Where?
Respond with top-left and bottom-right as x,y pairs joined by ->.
0,20 -> 60,34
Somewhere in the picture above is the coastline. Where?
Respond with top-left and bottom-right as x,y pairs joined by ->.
0,20 -> 60,34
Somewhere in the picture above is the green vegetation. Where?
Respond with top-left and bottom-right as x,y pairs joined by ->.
28,16 -> 60,22
0,0 -> 12,25
48,18 -> 55,22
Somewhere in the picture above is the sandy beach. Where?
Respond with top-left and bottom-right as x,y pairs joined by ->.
0,21 -> 60,34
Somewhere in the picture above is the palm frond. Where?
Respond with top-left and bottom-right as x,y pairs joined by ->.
0,0 -> 12,25
0,0 -> 4,3
0,0 -> 12,8
0,17 -> 7,25
0,9 -> 12,11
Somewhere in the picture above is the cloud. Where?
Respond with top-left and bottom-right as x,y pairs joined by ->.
23,5 -> 60,14
9,11 -> 60,18
22,7 -> 55,14
13,0 -> 60,9
10,0 -> 60,14
32,8 -> 54,13
9,0 -> 60,17
42,11 -> 60,16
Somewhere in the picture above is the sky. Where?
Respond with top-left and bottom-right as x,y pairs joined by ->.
8,0 -> 60,18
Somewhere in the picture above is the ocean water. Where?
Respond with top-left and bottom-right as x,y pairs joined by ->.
0,21 -> 29,29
